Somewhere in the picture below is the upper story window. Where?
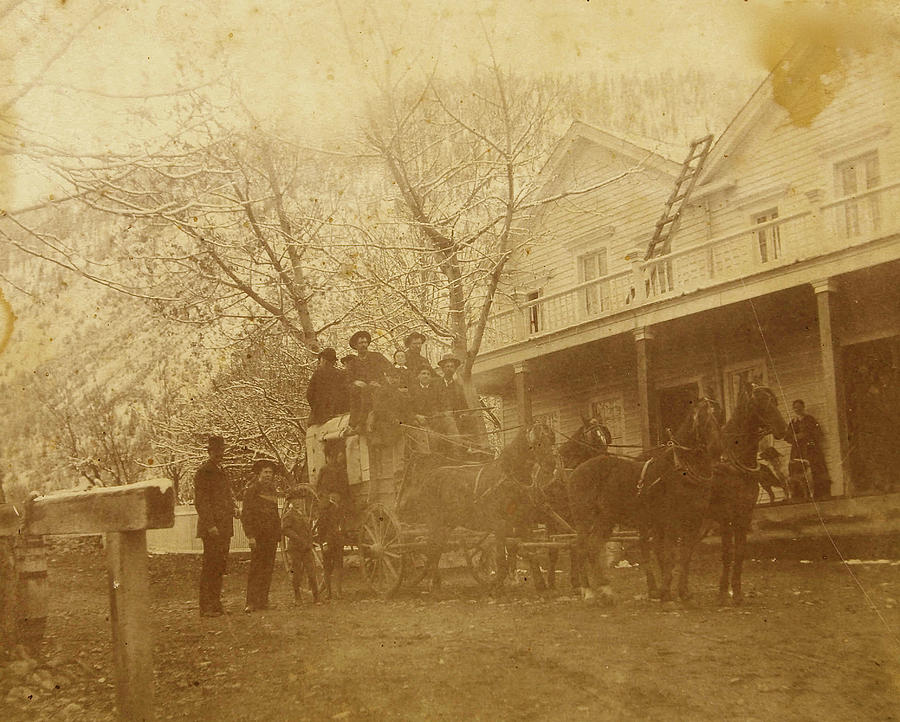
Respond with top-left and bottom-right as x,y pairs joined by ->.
835,151 -> 881,237
578,249 -> 608,316
754,208 -> 781,263
525,289 -> 543,334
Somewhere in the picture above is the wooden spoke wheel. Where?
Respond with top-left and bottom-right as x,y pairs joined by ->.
465,533 -> 500,588
359,504 -> 404,598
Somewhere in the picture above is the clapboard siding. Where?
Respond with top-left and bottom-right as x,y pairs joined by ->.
677,46 -> 900,253
507,134 -> 679,303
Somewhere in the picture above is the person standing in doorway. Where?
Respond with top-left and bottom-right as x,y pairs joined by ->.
194,435 -> 236,617
241,459 -> 282,612
788,400 -> 831,500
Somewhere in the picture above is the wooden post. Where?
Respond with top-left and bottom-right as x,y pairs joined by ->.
812,279 -> 850,496
634,327 -> 654,449
514,362 -> 533,427
0,479 -> 174,720
107,530 -> 153,721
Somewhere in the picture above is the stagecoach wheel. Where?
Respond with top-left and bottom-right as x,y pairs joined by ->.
465,534 -> 499,588
359,504 -> 404,598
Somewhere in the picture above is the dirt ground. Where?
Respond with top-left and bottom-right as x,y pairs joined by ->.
2,536 -> 899,722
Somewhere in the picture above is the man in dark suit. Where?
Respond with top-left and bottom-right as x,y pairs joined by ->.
307,347 -> 349,425
194,435 -> 235,617
241,459 -> 282,612
347,330 -> 394,431
788,400 -> 831,500
404,332 -> 428,383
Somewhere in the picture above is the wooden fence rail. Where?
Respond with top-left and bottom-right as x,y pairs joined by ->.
0,479 -> 175,722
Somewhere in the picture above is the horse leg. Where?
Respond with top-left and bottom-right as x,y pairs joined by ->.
547,547 -> 559,590
639,521 -> 658,599
732,524 -> 749,605
677,522 -> 704,602
718,523 -> 734,605
658,529 -> 676,604
586,523 -> 615,605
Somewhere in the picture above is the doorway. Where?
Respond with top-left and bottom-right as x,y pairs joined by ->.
844,336 -> 899,494
656,382 -> 700,444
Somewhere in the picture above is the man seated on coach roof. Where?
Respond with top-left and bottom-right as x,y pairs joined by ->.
346,330 -> 394,432
306,347 -> 350,426
403,332 -> 428,383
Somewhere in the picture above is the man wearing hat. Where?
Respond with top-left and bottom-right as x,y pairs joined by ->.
347,330 -> 393,431
194,435 -> 236,617
307,347 -> 349,426
403,332 -> 429,381
438,353 -> 477,446
241,459 -> 282,612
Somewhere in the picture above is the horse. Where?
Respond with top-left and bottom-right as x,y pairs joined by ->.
522,415 -> 611,591
566,397 -> 723,605
710,382 -> 788,605
397,421 -> 557,592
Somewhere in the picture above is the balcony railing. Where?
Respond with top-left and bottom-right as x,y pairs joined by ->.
481,180 -> 900,352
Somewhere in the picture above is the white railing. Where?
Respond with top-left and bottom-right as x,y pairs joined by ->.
481,181 -> 900,352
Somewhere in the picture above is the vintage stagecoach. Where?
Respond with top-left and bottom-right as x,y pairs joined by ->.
302,412 -> 515,597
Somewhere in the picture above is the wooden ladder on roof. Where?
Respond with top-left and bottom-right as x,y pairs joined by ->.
644,134 -> 715,261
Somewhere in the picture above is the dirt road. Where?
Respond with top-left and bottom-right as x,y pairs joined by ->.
3,540 -> 898,721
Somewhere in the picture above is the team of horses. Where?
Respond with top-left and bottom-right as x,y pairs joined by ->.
400,379 -> 788,606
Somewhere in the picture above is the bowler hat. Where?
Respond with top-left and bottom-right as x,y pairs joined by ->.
404,332 -> 426,347
349,330 -> 372,349
438,353 -> 462,368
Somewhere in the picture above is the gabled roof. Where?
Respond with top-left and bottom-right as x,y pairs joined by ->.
696,43 -> 809,188
536,120 -> 684,198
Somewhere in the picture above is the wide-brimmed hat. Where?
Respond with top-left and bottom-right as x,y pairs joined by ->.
404,332 -> 426,347
349,330 -> 372,349
251,458 -> 278,475
438,353 -> 462,369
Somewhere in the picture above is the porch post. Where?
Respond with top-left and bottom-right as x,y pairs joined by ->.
514,362 -> 533,427
811,279 -> 850,497
633,327 -> 654,449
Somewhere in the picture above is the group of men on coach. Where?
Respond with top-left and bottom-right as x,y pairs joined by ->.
306,329 -> 480,450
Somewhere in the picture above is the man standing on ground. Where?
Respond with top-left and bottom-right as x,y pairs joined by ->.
194,435 -> 235,617
788,400 -> 831,500
241,459 -> 282,612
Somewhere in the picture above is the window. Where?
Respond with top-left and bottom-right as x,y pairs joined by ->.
525,289 -> 543,334
578,250 -> 608,317
754,208 -> 781,263
835,151 -> 881,237
588,396 -> 625,444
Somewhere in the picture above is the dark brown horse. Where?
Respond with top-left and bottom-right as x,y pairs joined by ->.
710,382 -> 788,604
398,421 -> 557,591
567,397 -> 723,604
524,415 -> 611,590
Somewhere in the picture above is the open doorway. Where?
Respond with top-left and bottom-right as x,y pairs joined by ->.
656,382 -> 700,444
844,336 -> 899,494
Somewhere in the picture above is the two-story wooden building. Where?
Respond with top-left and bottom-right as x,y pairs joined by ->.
474,42 -> 900,499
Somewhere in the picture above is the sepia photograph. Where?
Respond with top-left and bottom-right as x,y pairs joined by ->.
0,1 -> 898,719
